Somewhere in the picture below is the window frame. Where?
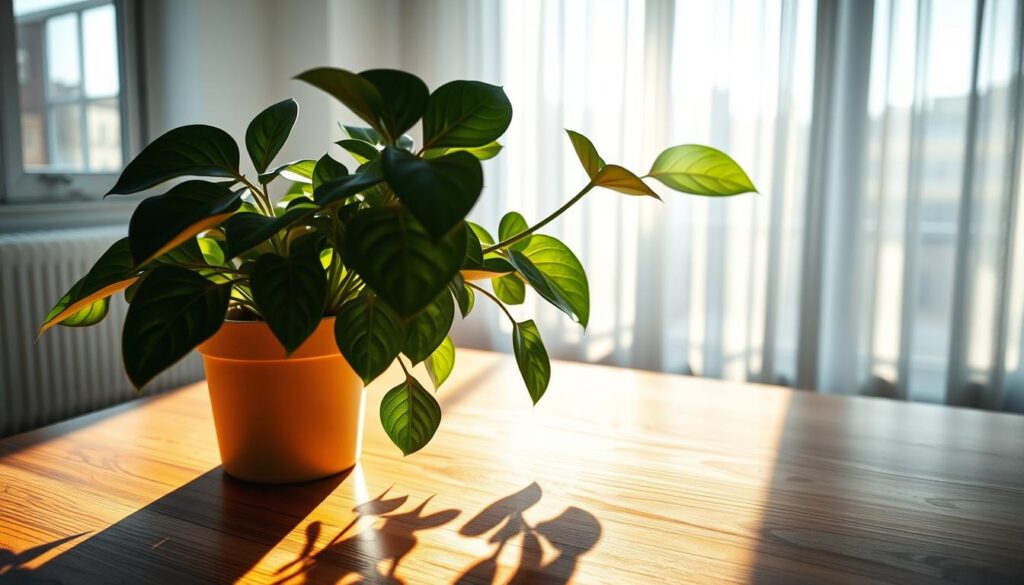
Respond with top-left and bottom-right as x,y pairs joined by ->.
0,0 -> 144,206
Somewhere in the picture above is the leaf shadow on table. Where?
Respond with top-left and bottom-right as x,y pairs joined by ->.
11,465 -> 349,584
274,481 -> 601,584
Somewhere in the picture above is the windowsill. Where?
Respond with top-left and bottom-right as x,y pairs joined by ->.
0,198 -> 137,233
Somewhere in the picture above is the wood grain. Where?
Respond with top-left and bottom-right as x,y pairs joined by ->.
1,349 -> 1022,584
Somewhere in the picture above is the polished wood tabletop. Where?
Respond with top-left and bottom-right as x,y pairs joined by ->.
1,349 -> 1022,584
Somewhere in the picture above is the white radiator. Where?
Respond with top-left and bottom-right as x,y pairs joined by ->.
0,226 -> 204,436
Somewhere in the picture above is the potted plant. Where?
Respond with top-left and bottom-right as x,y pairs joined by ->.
38,67 -> 756,483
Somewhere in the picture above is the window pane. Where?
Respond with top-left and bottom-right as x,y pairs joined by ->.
86,98 -> 121,170
16,19 -> 48,169
82,4 -> 119,97
50,103 -> 83,169
45,12 -> 80,98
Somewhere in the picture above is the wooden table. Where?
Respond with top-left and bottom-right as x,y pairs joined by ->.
1,349 -> 1022,584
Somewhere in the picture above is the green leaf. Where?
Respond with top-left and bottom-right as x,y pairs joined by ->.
381,148 -> 483,239
422,80 -> 513,149
59,297 -> 110,328
39,238 -> 137,335
513,320 -> 550,404
448,273 -> 474,317
360,69 -> 429,140
423,141 -> 502,161
245,98 -> 298,173
106,125 -> 240,195
337,139 -> 380,165
424,337 -> 455,390
592,165 -> 660,198
565,130 -> 605,178
467,221 -> 495,246
312,154 -> 349,191
274,159 -> 317,184
313,165 -> 384,207
128,180 -> 243,265
221,206 -> 314,259
122,266 -> 231,388
402,291 -> 454,364
344,207 -> 467,317
198,236 -> 225,266
492,273 -> 525,305
498,211 -> 531,252
295,67 -> 385,135
335,294 -> 403,384
250,250 -> 327,354
380,374 -> 441,455
341,125 -> 383,145
509,234 -> 590,328
647,144 -> 757,196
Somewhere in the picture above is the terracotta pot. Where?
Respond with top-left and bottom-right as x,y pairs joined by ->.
197,317 -> 364,483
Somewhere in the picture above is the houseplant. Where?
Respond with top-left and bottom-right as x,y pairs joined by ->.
39,67 -> 756,482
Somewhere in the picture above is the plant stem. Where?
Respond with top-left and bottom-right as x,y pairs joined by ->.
466,281 -> 516,325
482,182 -> 594,253
396,355 -> 411,378
235,175 -> 274,217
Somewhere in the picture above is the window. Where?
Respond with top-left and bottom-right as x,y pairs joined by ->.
0,0 -> 140,203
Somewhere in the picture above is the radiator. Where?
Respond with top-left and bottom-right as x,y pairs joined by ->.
0,226 -> 204,437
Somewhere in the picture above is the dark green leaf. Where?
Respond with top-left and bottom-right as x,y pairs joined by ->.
593,165 -> 660,198
647,144 -> 757,195
259,159 -> 316,184
337,139 -> 380,165
221,206 -> 314,259
380,374 -> 441,455
39,238 -> 137,335
423,141 -> 502,161
128,180 -> 243,265
341,125 -> 383,145
312,154 -> 349,191
122,266 -> 231,388
424,337 -> 455,390
295,67 -> 385,135
513,320 -> 550,404
335,294 -> 403,384
448,273 -> 474,317
508,235 -> 589,328
344,207 -> 467,317
462,224 -> 484,269
498,211 -> 531,252
381,148 -> 482,239
245,98 -> 298,173
106,125 -> 239,195
422,80 -> 513,149
492,273 -> 525,305
402,291 -> 454,364
360,69 -> 429,140
566,129 -> 605,179
59,297 -> 109,328
250,250 -> 327,354
313,164 -> 384,207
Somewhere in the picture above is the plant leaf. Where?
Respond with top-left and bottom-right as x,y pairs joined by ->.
513,320 -> 550,404
360,69 -> 429,140
106,125 -> 239,195
313,165 -> 384,207
312,154 -> 349,191
592,165 -> 659,198
258,159 -> 316,184
295,67 -> 385,135
448,273 -> 474,317
335,294 -> 403,384
39,238 -> 137,335
498,211 -> 531,252
565,130 -> 605,178
381,148 -> 482,239
422,80 -> 513,149
128,180 -> 243,265
492,273 -> 525,305
402,291 -> 454,364
245,98 -> 298,173
509,234 -> 590,327
424,336 -> 455,390
221,206 -> 314,259
341,125 -> 383,145
337,139 -> 380,165
122,266 -> 231,388
344,207 -> 467,317
250,250 -> 327,355
423,141 -> 502,161
59,297 -> 110,328
647,144 -> 757,196
380,374 -> 441,455
467,221 -> 495,246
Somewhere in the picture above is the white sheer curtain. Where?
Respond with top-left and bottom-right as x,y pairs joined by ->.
405,0 -> 1024,412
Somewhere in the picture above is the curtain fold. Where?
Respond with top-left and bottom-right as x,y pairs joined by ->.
408,0 -> 1024,412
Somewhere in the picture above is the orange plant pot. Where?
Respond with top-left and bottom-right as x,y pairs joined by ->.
197,317 -> 364,484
